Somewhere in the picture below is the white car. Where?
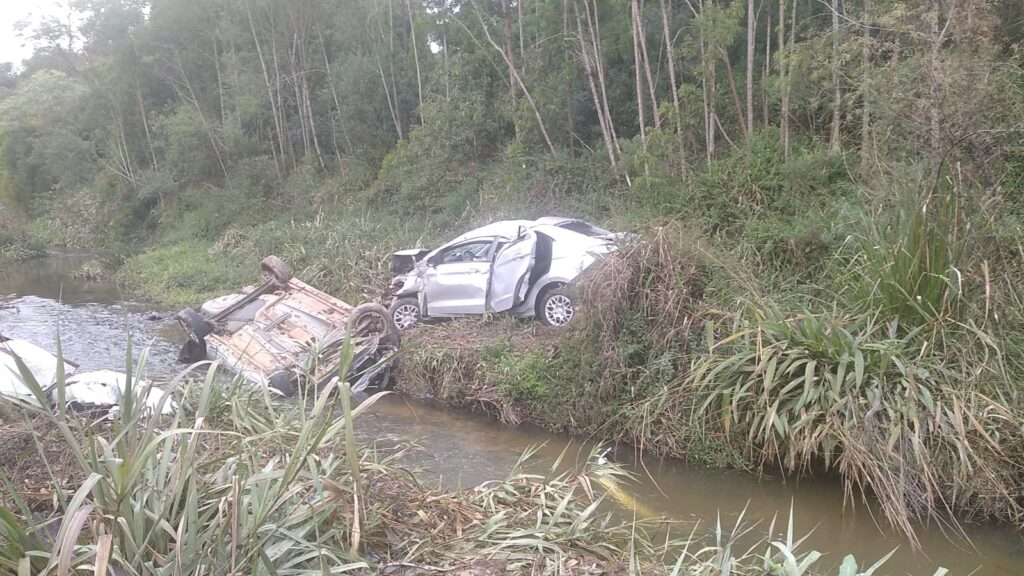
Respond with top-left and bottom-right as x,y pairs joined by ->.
386,218 -> 623,329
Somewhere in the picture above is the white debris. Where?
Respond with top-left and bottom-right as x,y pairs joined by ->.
0,338 -> 76,405
0,338 -> 174,417
53,370 -> 176,417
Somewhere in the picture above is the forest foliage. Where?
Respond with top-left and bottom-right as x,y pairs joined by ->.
0,0 -> 1019,244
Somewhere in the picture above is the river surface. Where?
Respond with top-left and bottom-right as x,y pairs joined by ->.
2,255 -> 1023,574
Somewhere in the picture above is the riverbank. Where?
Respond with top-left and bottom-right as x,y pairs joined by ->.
394,222 -> 1024,543
2,360 -> 898,574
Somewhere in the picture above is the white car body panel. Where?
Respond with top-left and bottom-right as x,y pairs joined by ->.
488,231 -> 537,312
422,260 -> 491,315
0,338 -> 172,415
0,338 -> 76,403
55,370 -> 175,417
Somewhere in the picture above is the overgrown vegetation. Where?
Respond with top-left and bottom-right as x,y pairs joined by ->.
0,349 -> 902,574
1,0 -> 1023,553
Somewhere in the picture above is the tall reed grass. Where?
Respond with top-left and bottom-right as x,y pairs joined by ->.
0,343 -> 905,574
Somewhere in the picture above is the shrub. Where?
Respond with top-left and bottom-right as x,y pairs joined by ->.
688,303 -> 1024,539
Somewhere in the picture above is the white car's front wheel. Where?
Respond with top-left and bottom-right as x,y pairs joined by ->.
538,287 -> 575,327
389,296 -> 421,330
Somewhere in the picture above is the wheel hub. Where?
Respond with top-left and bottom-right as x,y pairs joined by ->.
544,295 -> 573,326
393,304 -> 419,330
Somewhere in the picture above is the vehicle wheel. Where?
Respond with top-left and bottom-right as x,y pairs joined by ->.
177,338 -> 208,364
177,308 -> 213,342
350,302 -> 401,348
268,370 -> 296,397
388,296 -> 420,331
260,255 -> 292,288
537,287 -> 575,327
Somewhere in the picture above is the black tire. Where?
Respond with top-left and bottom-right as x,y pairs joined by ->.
350,302 -> 401,348
536,286 -> 576,327
177,308 -> 213,342
177,338 -> 208,364
260,255 -> 292,287
268,370 -> 296,397
388,296 -> 420,331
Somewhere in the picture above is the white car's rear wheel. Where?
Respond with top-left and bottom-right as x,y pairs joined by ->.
538,288 -> 575,327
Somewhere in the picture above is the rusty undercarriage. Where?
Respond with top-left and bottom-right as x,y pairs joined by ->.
175,256 -> 399,396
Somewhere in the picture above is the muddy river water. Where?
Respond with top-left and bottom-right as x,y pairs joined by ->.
2,255 -> 1023,574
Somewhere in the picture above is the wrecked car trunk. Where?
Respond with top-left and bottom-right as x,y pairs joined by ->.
176,256 -> 399,395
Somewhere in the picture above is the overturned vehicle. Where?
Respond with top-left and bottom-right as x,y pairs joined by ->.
386,218 -> 625,329
176,256 -> 399,396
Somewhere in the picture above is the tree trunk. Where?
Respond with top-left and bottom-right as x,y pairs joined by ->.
135,77 -> 158,171
387,0 -> 404,137
635,0 -> 660,128
762,13 -> 770,124
829,0 -> 841,152
575,2 -> 616,166
584,0 -> 621,154
631,0 -> 647,142
246,0 -> 284,176
781,0 -> 795,158
303,73 -> 326,170
518,0 -> 526,59
746,0 -> 755,139
269,16 -> 291,168
290,36 -> 310,159
473,3 -> 555,153
175,54 -> 229,179
405,0 -> 424,111
376,56 -> 404,139
318,26 -> 348,167
213,35 -> 226,128
721,45 -> 747,138
660,0 -> 687,174
501,0 -> 517,101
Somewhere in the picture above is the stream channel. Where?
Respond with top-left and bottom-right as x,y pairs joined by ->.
2,254 -> 1023,574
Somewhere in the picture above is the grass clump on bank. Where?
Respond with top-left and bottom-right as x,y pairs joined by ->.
0,349 -> 896,574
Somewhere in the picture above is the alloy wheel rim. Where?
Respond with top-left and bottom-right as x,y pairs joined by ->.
544,294 -> 573,326
393,304 -> 419,330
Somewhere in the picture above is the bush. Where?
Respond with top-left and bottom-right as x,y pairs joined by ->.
688,303 -> 1024,538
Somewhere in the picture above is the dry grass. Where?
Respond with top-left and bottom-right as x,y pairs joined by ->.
396,319 -> 559,426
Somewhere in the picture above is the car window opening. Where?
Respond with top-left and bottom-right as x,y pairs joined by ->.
559,221 -> 612,237
439,241 -> 492,264
527,232 -> 554,293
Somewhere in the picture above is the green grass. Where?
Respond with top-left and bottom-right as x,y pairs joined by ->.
116,240 -> 255,306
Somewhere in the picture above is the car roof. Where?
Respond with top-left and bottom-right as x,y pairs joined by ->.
531,223 -> 609,248
448,219 -> 536,244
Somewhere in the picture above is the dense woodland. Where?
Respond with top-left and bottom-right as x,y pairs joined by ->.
0,0 -> 1020,238
3,0 -> 1024,539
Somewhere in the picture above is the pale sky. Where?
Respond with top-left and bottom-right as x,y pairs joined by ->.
0,0 -> 63,66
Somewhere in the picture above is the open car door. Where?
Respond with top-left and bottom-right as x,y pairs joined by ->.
487,230 -> 537,312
